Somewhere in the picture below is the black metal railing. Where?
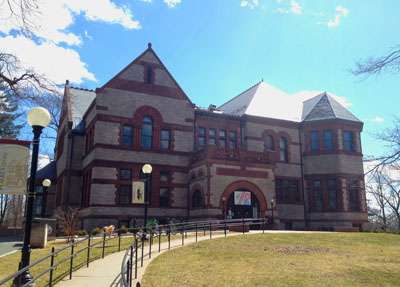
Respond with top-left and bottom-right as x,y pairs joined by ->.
1,228 -> 148,287
120,217 -> 269,287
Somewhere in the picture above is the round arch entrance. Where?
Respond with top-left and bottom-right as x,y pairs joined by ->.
221,180 -> 267,219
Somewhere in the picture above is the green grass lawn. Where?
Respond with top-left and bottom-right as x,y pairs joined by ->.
142,232 -> 400,287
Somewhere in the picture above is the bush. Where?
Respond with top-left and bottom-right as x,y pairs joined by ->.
76,229 -> 88,236
119,225 -> 128,234
91,227 -> 103,236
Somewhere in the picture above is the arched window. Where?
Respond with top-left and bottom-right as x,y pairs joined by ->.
141,116 -> 153,149
192,190 -> 204,208
264,135 -> 274,151
279,137 -> 288,162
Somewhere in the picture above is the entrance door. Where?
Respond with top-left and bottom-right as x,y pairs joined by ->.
226,190 -> 260,219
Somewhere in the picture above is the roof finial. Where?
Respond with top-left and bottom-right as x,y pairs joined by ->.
148,42 -> 152,49
66,79 -> 70,86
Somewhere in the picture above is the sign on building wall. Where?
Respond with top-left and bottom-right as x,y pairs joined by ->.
132,181 -> 145,204
234,191 -> 251,206
0,142 -> 30,195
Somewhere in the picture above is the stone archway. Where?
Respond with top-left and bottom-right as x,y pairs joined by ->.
220,180 -> 267,218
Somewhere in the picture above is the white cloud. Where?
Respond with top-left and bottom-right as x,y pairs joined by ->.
0,0 -> 141,46
240,0 -> 259,9
164,0 -> 182,8
369,116 -> 385,123
0,35 -> 96,84
326,5 -> 349,28
275,0 -> 302,15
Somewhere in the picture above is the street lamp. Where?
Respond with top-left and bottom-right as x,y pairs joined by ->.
41,179 -> 51,217
270,199 -> 275,228
16,107 -> 50,285
141,164 -> 152,236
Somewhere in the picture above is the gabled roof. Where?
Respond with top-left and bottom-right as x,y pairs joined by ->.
66,85 -> 96,131
219,82 -> 361,123
100,43 -> 193,105
302,92 -> 361,122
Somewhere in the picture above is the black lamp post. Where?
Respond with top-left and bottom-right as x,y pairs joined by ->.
41,179 -> 51,218
16,107 -> 51,286
222,197 -> 227,220
141,164 -> 152,236
270,199 -> 275,227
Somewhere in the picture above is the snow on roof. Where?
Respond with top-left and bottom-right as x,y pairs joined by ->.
219,81 -> 361,123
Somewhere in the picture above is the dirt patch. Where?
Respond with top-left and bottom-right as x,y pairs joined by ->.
271,245 -> 331,255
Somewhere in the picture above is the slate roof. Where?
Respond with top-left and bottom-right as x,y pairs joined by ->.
67,87 -> 96,131
36,161 -> 56,181
219,81 -> 361,123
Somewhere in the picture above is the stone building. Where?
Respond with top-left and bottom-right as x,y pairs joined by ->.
45,43 -> 368,231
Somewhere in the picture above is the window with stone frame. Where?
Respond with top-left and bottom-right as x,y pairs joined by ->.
279,137 -> 289,162
159,188 -> 169,207
310,130 -> 319,151
348,179 -> 360,211
323,130 -> 334,151
229,131 -> 237,149
160,171 -> 170,182
264,134 -> 275,151
343,130 -> 355,151
160,129 -> 171,150
275,179 -> 301,204
141,116 -> 153,149
219,129 -> 227,148
119,168 -> 132,181
117,185 -> 131,204
198,127 -> 206,147
327,178 -> 338,210
311,180 -> 323,212
209,128 -> 216,145
121,125 -> 134,147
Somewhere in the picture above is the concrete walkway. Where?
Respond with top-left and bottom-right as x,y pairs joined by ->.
56,230 -> 317,287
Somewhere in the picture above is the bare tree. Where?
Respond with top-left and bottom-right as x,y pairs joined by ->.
0,194 -> 10,226
3,0 -> 40,37
56,207 -> 80,242
353,46 -> 400,76
366,170 -> 389,230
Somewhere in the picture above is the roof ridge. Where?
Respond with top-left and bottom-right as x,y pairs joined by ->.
324,93 -> 337,118
69,86 -> 96,92
218,80 -> 262,109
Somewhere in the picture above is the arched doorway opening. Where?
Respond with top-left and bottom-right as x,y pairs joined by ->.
226,191 -> 260,219
221,180 -> 267,219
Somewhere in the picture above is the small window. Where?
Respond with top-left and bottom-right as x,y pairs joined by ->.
264,135 -> 274,151
343,131 -> 354,151
160,172 -> 169,182
229,131 -> 237,149
117,185 -> 131,204
119,169 -> 132,180
323,130 -> 333,151
159,188 -> 169,207
310,131 -> 319,151
209,129 -> 216,145
348,180 -> 360,211
279,137 -> 288,162
141,116 -> 153,149
146,66 -> 153,84
198,127 -> 206,147
122,125 -> 133,147
327,179 -> 337,210
160,129 -> 171,150
219,130 -> 226,148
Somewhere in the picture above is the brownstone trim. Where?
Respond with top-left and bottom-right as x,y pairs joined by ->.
243,114 -> 299,129
216,167 -> 268,179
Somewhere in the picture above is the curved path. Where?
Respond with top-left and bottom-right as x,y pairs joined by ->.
56,230 -> 314,287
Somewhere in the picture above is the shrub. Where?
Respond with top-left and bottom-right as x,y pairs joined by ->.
76,229 -> 88,236
119,225 -> 128,234
91,227 -> 103,236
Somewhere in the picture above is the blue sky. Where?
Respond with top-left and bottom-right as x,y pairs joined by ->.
1,0 -> 399,158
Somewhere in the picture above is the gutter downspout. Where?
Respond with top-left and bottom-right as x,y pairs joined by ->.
298,126 -> 308,230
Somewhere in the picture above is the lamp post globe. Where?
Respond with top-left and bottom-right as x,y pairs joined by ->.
42,179 -> 51,188
27,107 -> 51,128
141,164 -> 152,238
16,107 -> 50,286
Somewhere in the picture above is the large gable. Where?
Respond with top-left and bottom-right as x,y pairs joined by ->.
100,43 -> 192,104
